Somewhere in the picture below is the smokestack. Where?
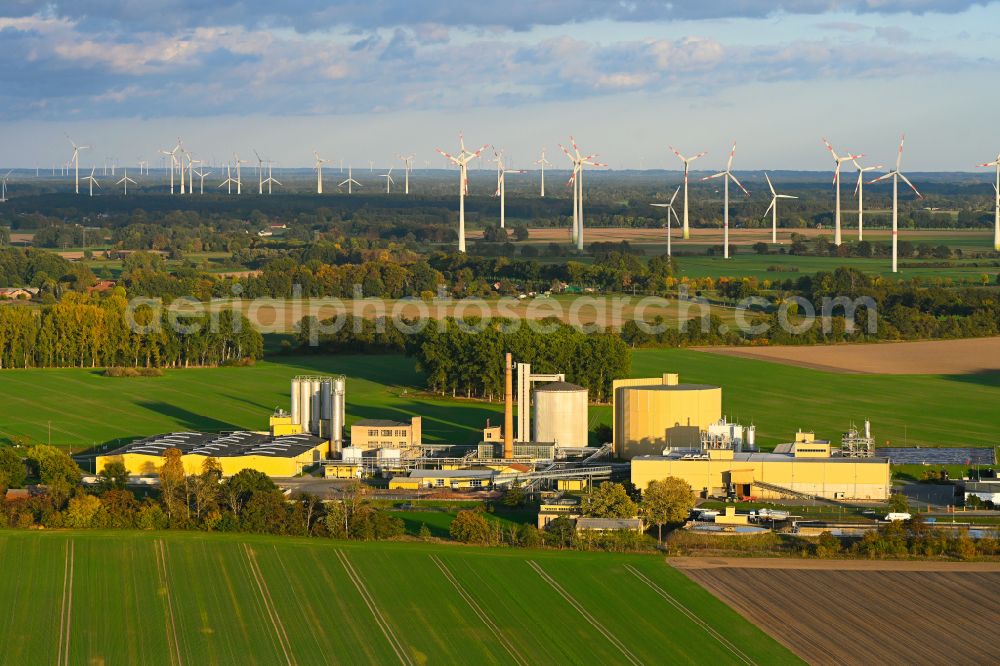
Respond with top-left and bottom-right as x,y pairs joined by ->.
504,353 -> 514,459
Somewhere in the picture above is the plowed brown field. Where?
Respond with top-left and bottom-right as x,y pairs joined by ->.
673,557 -> 1000,666
697,337 -> 1000,374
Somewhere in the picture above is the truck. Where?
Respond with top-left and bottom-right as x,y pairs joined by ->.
884,512 -> 912,522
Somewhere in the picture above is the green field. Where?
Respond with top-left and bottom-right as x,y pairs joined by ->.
1,348 -> 998,452
0,530 -> 799,665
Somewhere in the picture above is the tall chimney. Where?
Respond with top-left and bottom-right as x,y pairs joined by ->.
504,353 -> 514,459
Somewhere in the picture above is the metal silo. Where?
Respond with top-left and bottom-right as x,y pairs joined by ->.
532,381 -> 588,448
332,377 -> 346,446
290,378 -> 301,425
298,377 -> 312,437
320,380 -> 333,440
309,379 -> 321,434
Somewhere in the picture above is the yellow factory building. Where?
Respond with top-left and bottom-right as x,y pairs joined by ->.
632,445 -> 891,501
613,373 -> 722,460
95,431 -> 331,478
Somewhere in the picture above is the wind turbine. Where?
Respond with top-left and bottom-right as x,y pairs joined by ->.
263,162 -> 281,194
763,173 -> 798,244
194,167 -> 212,194
0,170 -> 11,202
253,149 -> 266,194
67,136 -> 90,195
702,141 -> 749,259
314,151 -> 329,194
493,148 -> 524,229
138,159 -> 148,175
559,136 -> 606,251
339,166 -> 360,194
870,134 -> 922,273
233,154 -> 248,194
436,133 -> 489,253
535,149 -> 552,197
219,164 -> 236,194
380,167 -> 395,194
115,168 -> 136,196
852,158 -> 882,241
83,167 -> 100,197
650,186 -> 681,256
822,138 -> 863,246
159,144 -> 180,194
399,155 -> 414,194
669,146 -> 707,239
977,152 -> 1000,250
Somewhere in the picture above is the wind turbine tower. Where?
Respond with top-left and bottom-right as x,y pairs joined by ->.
436,134 -> 489,253
493,148 -> 524,229
977,152 -> 1000,250
339,167 -> 360,194
67,136 -> 90,195
0,170 -> 11,202
763,173 -> 798,244
822,138 -> 863,246
219,164 -> 236,194
559,136 -> 606,251
702,142 -> 749,259
852,158 -> 882,241
116,168 -> 137,196
380,168 -> 395,194
535,149 -> 552,197
669,146 -> 707,239
263,162 -> 281,194
650,186 -> 681,256
83,167 -> 100,197
870,134 -> 921,273
399,155 -> 414,194
194,167 -> 211,194
313,151 -> 329,194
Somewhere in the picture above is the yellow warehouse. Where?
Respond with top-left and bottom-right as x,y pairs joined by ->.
613,373 -> 722,460
631,448 -> 890,501
95,431 -> 331,478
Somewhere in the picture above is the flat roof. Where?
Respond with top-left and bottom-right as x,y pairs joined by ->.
635,453 -> 889,464
353,419 -> 410,428
407,469 -> 496,479
621,383 -> 719,391
104,431 -> 325,459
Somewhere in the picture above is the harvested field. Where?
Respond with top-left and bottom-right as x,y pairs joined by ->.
674,557 -> 1000,666
698,337 -> 1000,375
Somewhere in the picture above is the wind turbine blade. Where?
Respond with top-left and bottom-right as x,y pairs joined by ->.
727,142 -> 736,171
822,138 -> 839,162
649,203 -> 668,208
898,172 -> 922,199
765,172 -> 775,196
896,134 -> 906,170
777,195 -> 798,199
729,173 -> 750,196
763,200 -> 774,217
669,186 -> 680,205
870,172 -> 893,184
702,172 -> 726,181
854,172 -> 862,197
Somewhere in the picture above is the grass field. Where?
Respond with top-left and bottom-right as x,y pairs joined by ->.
1,348 -> 998,452
0,530 -> 799,665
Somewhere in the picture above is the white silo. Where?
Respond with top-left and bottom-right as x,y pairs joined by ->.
532,381 -> 588,448
290,378 -> 301,426
298,377 -> 312,437
332,377 -> 346,446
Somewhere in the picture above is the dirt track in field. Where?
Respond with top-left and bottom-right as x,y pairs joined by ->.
696,337 -> 1000,375
673,558 -> 1000,666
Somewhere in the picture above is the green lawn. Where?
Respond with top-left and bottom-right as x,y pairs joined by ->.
0,530 -> 800,665
1,349 -> 998,453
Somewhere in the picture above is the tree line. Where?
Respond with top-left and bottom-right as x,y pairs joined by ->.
0,291 -> 262,368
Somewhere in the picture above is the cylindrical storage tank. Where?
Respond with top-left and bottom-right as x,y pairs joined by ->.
532,381 -> 588,448
320,380 -> 333,439
746,425 -> 756,451
298,378 -> 312,438
332,377 -> 346,443
309,379 -> 321,434
290,379 -> 300,425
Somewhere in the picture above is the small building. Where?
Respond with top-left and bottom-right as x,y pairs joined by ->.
575,517 -> 644,532
351,417 -> 421,451
388,468 -> 496,491
537,497 -> 582,528
714,506 -> 750,526
964,480 -> 1000,505
0,287 -> 38,300
87,280 -> 117,294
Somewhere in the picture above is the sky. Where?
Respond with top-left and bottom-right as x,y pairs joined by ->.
1,1 -> 999,171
